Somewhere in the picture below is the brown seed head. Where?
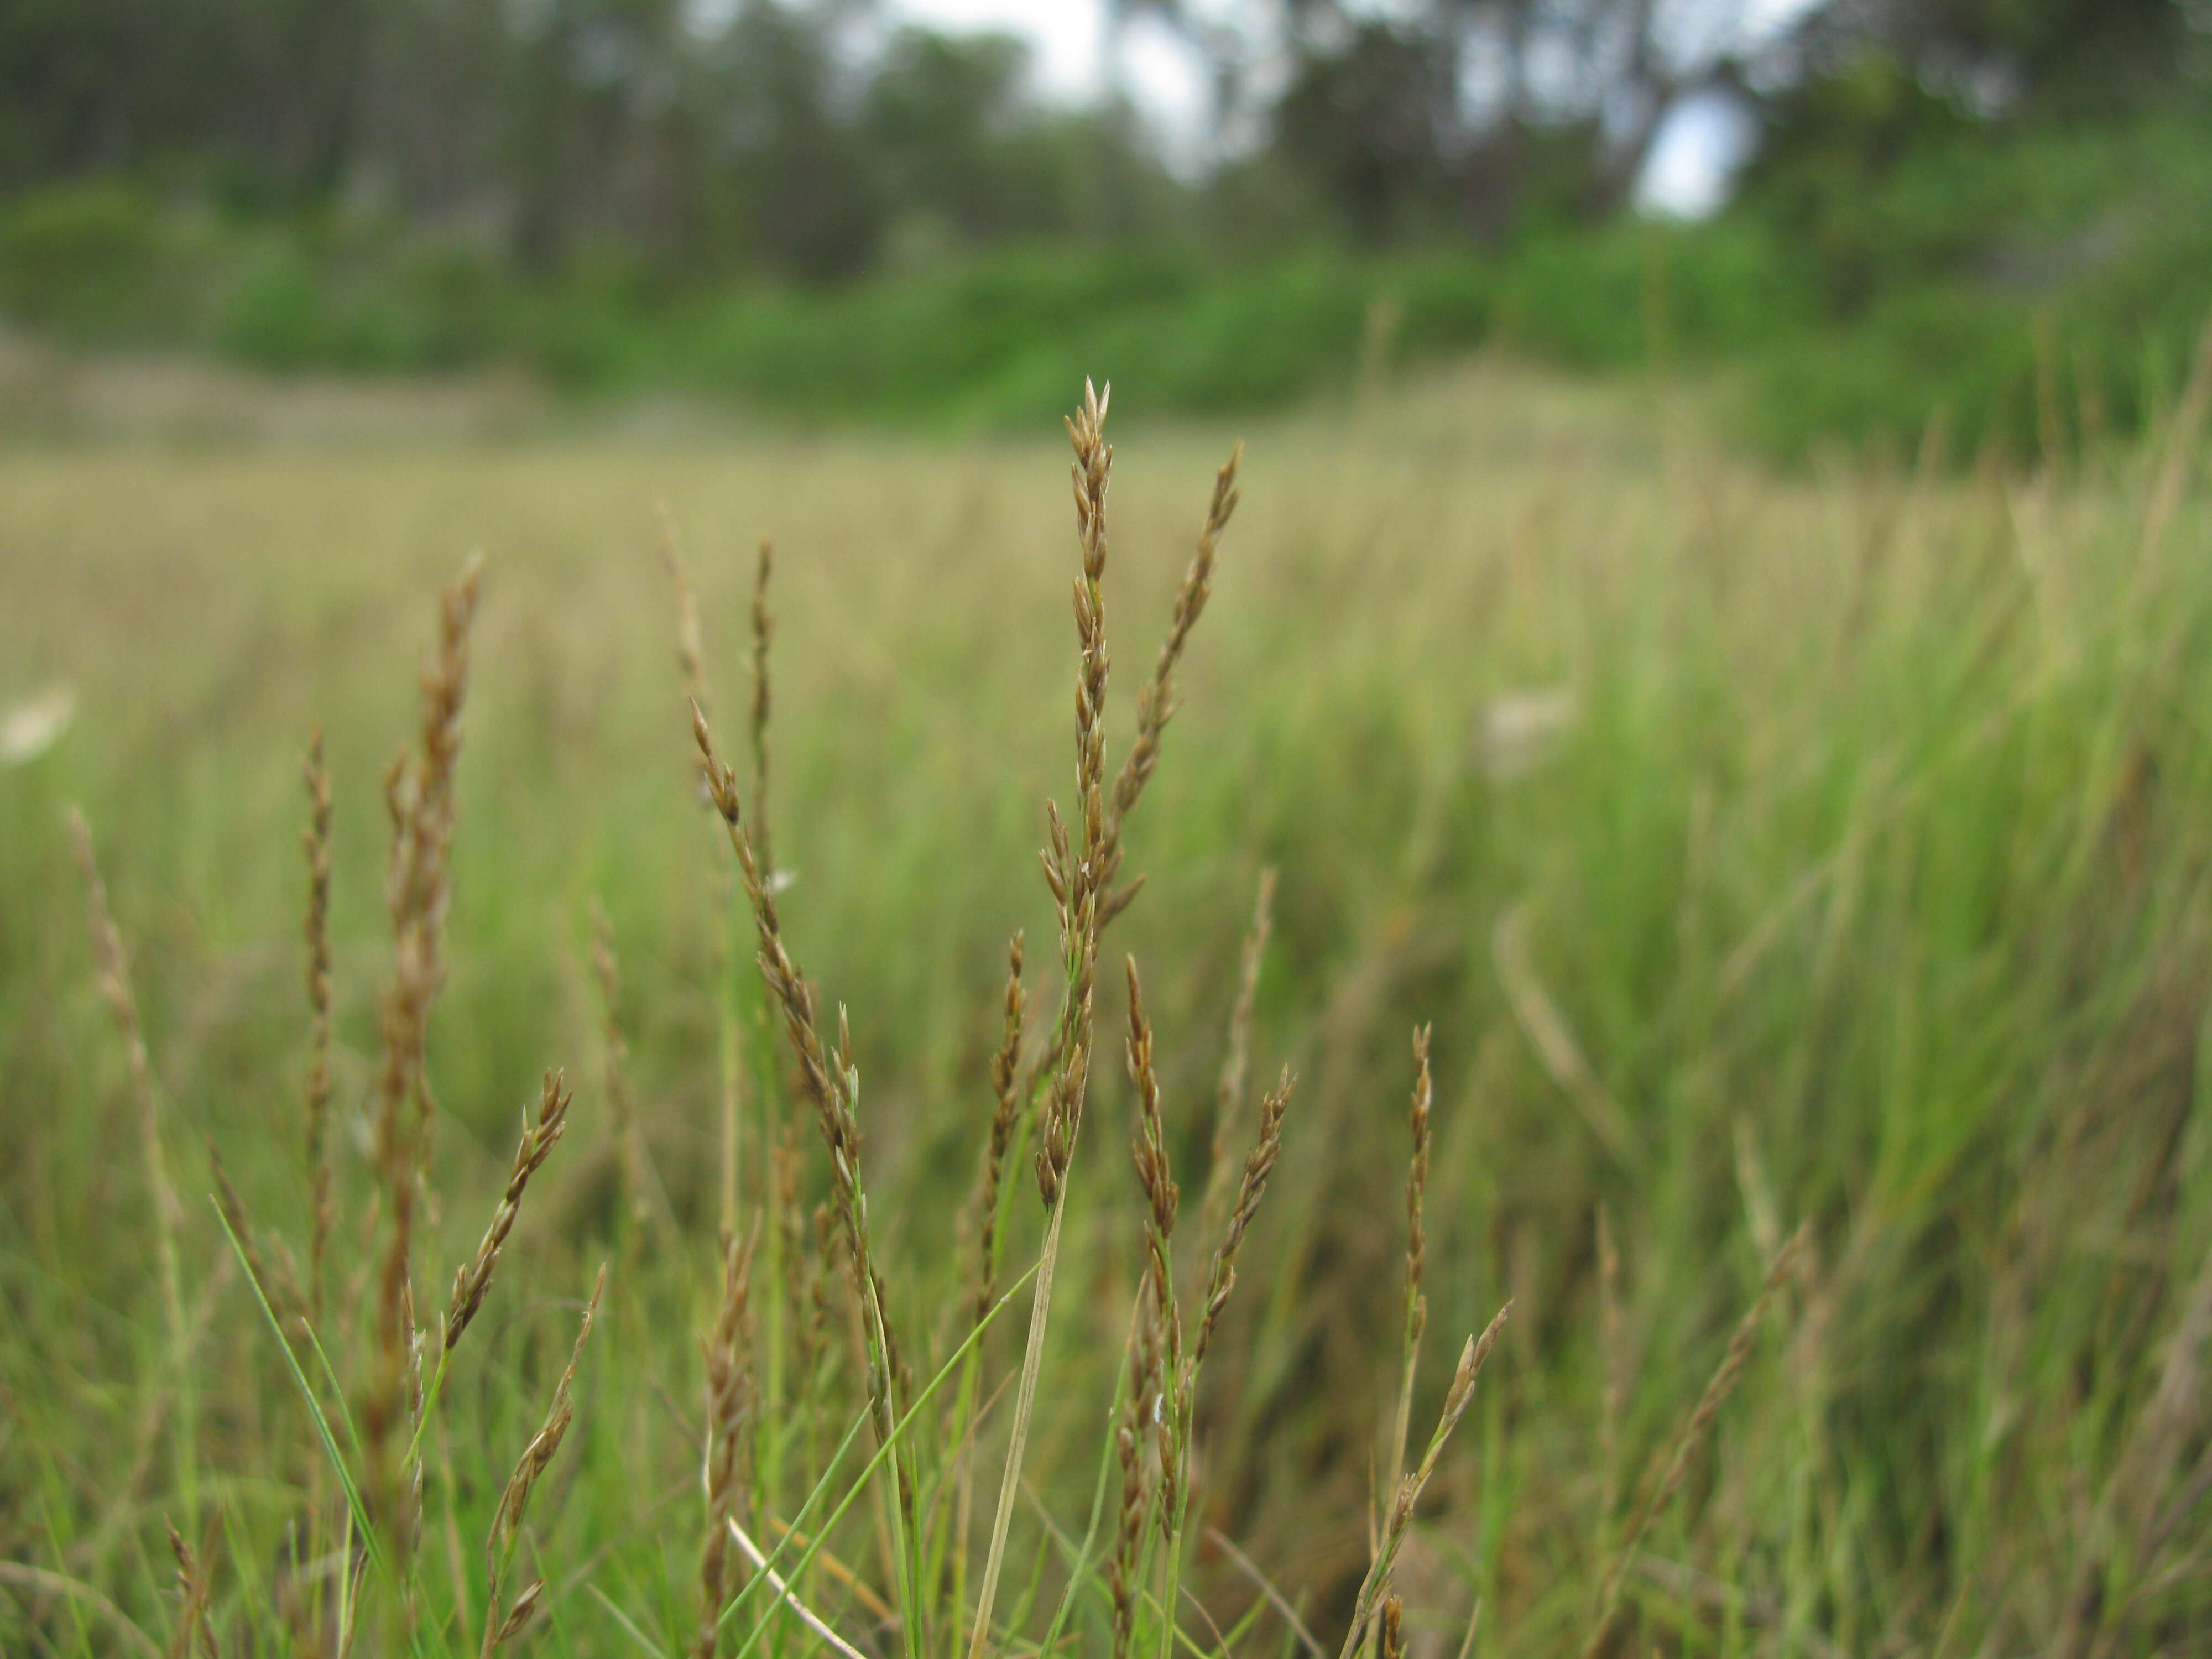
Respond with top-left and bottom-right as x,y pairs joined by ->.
1406,1025 -> 1433,1347
1194,1066 -> 1295,1371
445,1071 -> 572,1352
972,932 -> 1029,1329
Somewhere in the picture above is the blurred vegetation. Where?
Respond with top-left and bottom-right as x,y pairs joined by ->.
1,0 -> 2209,460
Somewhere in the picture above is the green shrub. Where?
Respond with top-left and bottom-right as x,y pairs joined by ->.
0,181 -> 201,342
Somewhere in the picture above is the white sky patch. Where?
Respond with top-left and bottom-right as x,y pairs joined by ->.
893,0 -> 1105,98
891,0 -> 1832,207
1635,87 -> 1761,218
1120,13 -> 1217,172
1742,0 -> 1827,41
895,0 -> 1221,168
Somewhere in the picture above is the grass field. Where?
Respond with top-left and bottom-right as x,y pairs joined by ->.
5,359 -> 2212,1657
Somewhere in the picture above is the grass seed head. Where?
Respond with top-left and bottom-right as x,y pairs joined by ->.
446,1070 -> 573,1353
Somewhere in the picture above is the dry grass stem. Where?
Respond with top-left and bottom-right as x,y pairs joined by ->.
1384,1027 -> 1434,1536
750,537 -> 776,886
302,726 -> 335,1323
1493,902 -> 1639,1164
725,1518 -> 870,1659
1204,1527 -> 1327,1659
445,1071 -> 573,1353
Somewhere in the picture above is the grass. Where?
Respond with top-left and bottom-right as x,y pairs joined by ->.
4,358 -> 2212,1655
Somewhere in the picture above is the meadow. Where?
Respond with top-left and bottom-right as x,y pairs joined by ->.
4,357 -> 2212,1657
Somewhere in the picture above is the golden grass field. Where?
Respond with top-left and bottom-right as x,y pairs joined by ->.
6,360 -> 2212,1657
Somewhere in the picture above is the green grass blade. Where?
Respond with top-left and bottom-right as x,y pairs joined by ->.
208,1194 -> 382,1582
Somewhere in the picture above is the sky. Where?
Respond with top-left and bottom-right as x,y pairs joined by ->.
890,0 -> 1828,214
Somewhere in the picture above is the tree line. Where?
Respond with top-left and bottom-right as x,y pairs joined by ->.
0,0 -> 2197,288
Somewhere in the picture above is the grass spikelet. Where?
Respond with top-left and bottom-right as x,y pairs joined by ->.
1380,1595 -> 1405,1659
1099,440 -> 1240,926
696,1228 -> 759,1659
1194,1067 -> 1295,1373
484,1264 -> 606,1658
1035,375 -> 1113,1212
163,1517 -> 215,1659
693,705 -> 843,1170
444,1070 -> 572,1353
1124,958 -> 1185,1549
1109,1293 -> 1160,1659
971,931 -> 1027,1331
1339,1306 -> 1511,1659
1127,958 -> 1181,1347
1125,954 -> 1212,1659
302,725 -> 335,1324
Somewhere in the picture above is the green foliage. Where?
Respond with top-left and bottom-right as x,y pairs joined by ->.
0,181 -> 202,341
4,85 -> 2211,468
1734,100 -> 2212,461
